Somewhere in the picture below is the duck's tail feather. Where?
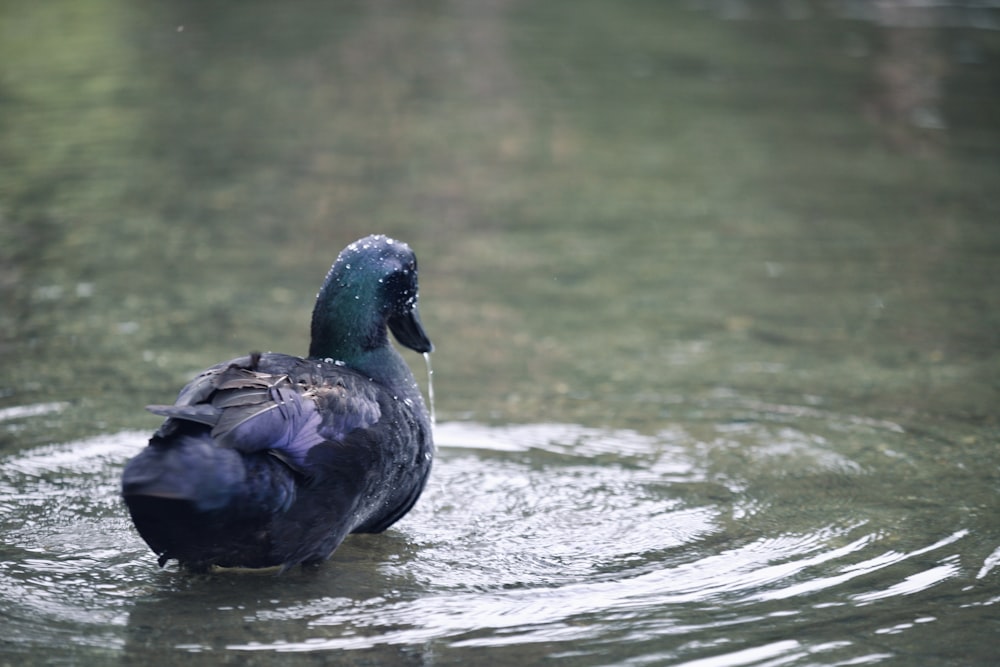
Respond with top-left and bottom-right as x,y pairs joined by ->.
122,430 -> 300,569
121,432 -> 246,512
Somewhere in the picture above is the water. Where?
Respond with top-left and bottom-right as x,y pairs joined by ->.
2,418 -> 996,664
2,1 -> 999,665
424,351 -> 436,429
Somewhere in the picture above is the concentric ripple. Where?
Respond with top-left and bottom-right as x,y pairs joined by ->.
0,412 -> 996,665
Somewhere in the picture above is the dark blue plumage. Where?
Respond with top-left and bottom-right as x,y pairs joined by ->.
122,235 -> 434,571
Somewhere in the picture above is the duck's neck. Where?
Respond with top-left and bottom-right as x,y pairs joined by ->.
308,287 -> 415,391
310,280 -> 381,352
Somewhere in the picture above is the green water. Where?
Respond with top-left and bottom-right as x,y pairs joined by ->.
1,1 -> 999,665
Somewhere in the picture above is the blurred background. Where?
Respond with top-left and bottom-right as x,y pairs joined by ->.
1,1 -> 998,665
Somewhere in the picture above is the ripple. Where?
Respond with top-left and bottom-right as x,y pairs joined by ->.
0,401 -> 69,422
0,419 -> 993,664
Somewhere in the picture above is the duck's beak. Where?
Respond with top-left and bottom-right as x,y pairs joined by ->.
388,305 -> 433,353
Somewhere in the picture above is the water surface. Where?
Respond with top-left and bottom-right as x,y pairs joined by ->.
1,1 -> 998,665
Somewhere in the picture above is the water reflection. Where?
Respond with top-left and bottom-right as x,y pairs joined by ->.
864,1 -> 947,154
693,0 -> 996,155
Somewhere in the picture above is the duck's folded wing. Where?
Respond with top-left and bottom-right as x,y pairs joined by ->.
145,361 -> 274,431
146,402 -> 221,426
212,386 -> 324,460
171,356 -> 255,407
146,363 -> 382,467
309,376 -> 382,443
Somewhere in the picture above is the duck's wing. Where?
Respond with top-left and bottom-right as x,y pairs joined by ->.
146,354 -> 381,466
146,358 -> 273,430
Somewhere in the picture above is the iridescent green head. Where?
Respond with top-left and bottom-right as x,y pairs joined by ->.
309,235 -> 432,363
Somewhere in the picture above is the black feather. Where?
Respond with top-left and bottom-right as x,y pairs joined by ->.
121,235 -> 434,571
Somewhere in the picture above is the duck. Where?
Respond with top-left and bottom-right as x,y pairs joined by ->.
121,234 -> 434,572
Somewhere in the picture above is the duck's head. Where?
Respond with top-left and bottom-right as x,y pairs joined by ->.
309,235 -> 433,362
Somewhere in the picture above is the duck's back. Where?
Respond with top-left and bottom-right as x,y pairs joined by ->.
122,352 -> 433,571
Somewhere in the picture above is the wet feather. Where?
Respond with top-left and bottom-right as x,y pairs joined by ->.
121,235 -> 434,572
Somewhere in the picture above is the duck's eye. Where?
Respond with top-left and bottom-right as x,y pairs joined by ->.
381,268 -> 418,312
